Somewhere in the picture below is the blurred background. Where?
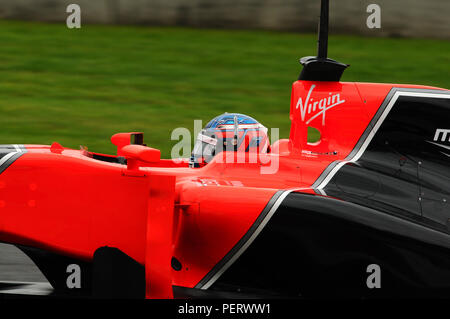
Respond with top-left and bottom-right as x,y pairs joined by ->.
1,0 -> 449,39
0,0 -> 449,284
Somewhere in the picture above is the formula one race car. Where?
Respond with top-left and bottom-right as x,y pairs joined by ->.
0,0 -> 449,299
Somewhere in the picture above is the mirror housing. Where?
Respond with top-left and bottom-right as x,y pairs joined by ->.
111,132 -> 145,156
121,145 -> 161,171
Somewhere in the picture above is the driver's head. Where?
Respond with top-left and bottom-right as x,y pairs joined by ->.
190,113 -> 269,168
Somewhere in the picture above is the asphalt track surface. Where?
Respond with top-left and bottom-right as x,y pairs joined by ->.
0,243 -> 47,283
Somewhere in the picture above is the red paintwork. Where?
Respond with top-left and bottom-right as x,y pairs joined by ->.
146,174 -> 176,298
0,81 -> 446,297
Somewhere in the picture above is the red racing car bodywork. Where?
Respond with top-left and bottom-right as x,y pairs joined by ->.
1,80 -> 449,298
1,0 -> 449,299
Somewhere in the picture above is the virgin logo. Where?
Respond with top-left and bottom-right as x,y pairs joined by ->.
295,85 -> 346,125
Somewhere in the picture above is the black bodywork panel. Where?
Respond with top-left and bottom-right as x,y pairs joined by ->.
325,95 -> 450,232
211,193 -> 450,298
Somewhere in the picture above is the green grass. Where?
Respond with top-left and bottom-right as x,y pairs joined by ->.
0,20 -> 449,156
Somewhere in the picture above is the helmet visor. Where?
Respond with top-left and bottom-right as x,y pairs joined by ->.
191,131 -> 218,165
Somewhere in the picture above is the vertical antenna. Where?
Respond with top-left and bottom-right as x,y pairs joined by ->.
298,0 -> 348,81
317,0 -> 329,59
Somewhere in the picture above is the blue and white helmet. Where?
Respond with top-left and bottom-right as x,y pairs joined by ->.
190,113 -> 269,167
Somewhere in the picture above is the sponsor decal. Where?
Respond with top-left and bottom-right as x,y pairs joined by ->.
434,129 -> 450,142
295,84 -> 346,125
427,129 -> 450,157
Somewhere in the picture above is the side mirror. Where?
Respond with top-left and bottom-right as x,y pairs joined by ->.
121,145 -> 161,171
111,132 -> 145,156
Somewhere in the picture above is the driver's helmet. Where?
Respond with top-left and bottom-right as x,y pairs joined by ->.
190,113 -> 269,168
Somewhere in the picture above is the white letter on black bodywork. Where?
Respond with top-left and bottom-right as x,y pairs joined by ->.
366,264 -> 381,289
66,264 -> 81,289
